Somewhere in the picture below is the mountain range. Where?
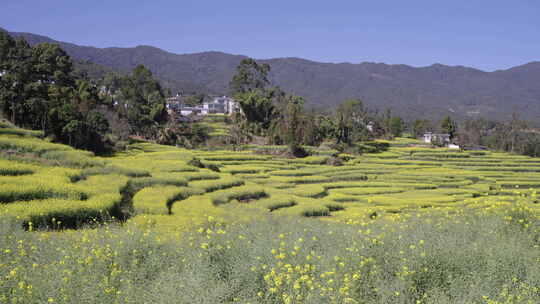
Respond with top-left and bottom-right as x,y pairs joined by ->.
4,28 -> 540,121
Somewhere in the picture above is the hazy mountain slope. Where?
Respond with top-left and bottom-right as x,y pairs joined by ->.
5,29 -> 540,121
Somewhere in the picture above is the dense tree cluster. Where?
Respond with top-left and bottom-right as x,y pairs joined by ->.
0,32 -> 167,153
457,115 -> 540,157
229,59 -> 540,158
229,58 -> 405,155
0,32 -> 110,152
100,66 -> 168,138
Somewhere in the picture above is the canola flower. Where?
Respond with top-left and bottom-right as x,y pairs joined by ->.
3,132 -> 540,302
2,202 -> 540,303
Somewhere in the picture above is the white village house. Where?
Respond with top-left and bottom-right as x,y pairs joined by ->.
199,96 -> 239,115
167,95 -> 239,116
422,132 -> 459,149
422,132 -> 450,144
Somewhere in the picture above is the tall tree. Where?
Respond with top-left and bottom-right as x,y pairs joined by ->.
229,58 -> 270,95
300,111 -> 334,147
412,119 -> 432,138
440,116 -> 457,139
335,99 -> 371,144
284,95 -> 305,154
0,33 -> 34,125
508,113 -> 528,153
0,32 -> 112,153
119,65 -> 168,136
235,88 -> 281,130
389,116 -> 404,137
230,58 -> 284,137
34,43 -> 76,133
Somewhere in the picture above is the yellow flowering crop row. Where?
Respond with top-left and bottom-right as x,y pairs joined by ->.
133,186 -> 203,215
0,159 -> 39,176
188,177 -> 245,192
2,193 -> 121,228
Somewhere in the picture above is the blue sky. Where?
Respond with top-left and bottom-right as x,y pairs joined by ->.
1,0 -> 539,71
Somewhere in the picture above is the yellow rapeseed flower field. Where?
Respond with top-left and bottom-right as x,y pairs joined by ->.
3,127 -> 540,302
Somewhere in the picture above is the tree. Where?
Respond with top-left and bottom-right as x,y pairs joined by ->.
314,114 -> 335,144
229,58 -> 270,95
235,88 -> 281,130
389,116 -> 404,137
0,34 -> 34,126
100,72 -> 124,106
284,95 -> 305,155
440,116 -> 457,139
0,32 -> 113,153
381,108 -> 393,137
0,31 -> 15,64
456,118 -> 496,147
119,65 -> 168,137
522,134 -> 540,157
0,31 -> 17,118
335,99 -> 371,144
412,119 -> 432,138
191,124 -> 210,146
45,78 -> 111,152
227,111 -> 251,149
31,43 -> 74,87
300,111 -> 334,147
229,58 -> 280,135
183,93 -> 205,106
508,113 -> 528,153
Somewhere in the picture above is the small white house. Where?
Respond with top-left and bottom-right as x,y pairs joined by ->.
200,96 -> 238,115
167,95 -> 239,117
423,132 -> 450,144
423,132 -> 460,148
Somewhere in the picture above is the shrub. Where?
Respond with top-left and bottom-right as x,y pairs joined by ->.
301,206 -> 330,217
325,203 -> 345,212
326,156 -> 344,166
187,157 -> 220,172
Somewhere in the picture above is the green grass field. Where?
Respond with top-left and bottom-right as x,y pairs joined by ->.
2,124 -> 540,303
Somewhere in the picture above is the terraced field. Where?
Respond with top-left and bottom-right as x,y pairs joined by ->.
1,122 -> 539,233
197,114 -> 231,138
5,123 -> 540,303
